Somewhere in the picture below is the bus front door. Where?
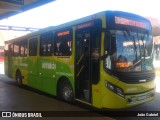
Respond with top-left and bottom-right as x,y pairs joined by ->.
75,28 -> 92,103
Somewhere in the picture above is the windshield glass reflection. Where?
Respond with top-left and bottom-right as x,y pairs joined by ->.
105,30 -> 154,72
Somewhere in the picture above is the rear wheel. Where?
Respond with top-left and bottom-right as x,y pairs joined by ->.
58,79 -> 74,102
16,71 -> 22,86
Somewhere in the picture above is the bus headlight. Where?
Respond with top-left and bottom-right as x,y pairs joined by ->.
105,81 -> 125,98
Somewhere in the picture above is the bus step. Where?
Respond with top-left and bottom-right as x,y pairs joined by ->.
75,99 -> 91,105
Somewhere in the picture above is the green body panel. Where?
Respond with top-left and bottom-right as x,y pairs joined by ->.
10,55 -> 74,96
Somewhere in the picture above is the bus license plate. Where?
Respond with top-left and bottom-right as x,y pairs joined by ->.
137,95 -> 146,101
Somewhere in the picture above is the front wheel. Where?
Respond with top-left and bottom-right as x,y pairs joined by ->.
58,80 -> 74,102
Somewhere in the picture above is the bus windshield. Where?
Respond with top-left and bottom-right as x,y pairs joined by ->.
104,30 -> 154,72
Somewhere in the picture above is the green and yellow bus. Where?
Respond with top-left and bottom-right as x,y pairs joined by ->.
4,10 -> 155,109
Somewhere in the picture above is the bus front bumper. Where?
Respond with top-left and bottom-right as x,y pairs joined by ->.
102,88 -> 155,109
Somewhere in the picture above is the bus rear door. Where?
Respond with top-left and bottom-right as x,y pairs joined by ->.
8,44 -> 13,77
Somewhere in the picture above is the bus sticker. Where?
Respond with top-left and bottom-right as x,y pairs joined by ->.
20,63 -> 28,67
42,62 -> 56,70
56,72 -> 73,77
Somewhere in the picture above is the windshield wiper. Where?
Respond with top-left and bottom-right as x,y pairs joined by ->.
122,30 -> 142,70
140,31 -> 147,60
126,30 -> 138,59
129,59 -> 141,71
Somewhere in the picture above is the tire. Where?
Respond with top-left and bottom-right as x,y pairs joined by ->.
58,79 -> 74,102
16,72 -> 22,86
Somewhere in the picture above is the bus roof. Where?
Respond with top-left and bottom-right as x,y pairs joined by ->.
5,10 -> 150,43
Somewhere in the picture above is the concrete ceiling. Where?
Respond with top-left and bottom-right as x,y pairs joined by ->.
0,0 -> 159,37
0,0 -> 55,20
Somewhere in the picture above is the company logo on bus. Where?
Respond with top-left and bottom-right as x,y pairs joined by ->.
115,16 -> 147,29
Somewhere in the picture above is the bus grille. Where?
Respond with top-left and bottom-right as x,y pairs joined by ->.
113,71 -> 155,84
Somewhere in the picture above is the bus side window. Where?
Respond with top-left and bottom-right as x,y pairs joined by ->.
20,40 -> 28,56
4,43 -> 8,56
8,44 -> 13,57
40,32 -> 53,56
104,31 -> 111,55
13,42 -> 20,56
29,38 -> 38,56
54,29 -> 72,56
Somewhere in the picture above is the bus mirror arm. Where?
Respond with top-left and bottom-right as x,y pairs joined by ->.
100,53 -> 109,61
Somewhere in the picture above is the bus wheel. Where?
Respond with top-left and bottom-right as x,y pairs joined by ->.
16,71 -> 22,86
58,80 -> 74,102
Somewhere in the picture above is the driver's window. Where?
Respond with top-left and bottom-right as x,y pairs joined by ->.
104,31 -> 112,70
104,31 -> 111,55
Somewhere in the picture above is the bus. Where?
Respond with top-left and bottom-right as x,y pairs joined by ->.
4,10 -> 155,109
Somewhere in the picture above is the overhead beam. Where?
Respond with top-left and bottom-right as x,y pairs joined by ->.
0,25 -> 39,31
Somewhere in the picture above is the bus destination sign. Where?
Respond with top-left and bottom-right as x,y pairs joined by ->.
115,16 -> 147,29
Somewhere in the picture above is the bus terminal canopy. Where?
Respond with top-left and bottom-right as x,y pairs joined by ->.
0,0 -> 55,20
